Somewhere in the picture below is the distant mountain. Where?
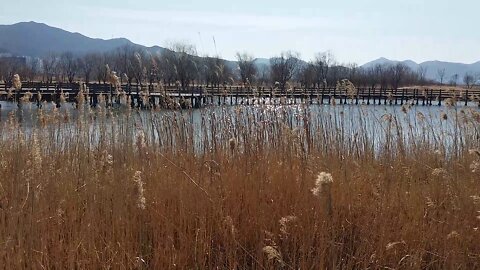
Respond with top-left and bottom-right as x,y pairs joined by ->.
362,57 -> 480,83
362,58 -> 421,72
253,58 -> 270,66
0,21 -> 165,57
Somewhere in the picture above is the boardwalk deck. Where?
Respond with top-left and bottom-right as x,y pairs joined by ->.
0,82 -> 479,108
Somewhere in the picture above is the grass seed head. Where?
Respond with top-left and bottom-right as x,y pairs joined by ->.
12,74 -> 21,90
133,171 -> 146,210
262,246 -> 285,267
312,172 -> 333,196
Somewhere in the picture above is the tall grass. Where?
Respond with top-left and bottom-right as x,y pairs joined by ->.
0,101 -> 479,269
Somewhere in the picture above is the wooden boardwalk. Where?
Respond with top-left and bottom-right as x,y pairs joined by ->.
0,82 -> 479,108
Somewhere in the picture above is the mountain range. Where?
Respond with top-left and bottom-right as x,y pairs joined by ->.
362,57 -> 480,83
1,21 -> 479,83
0,21 -> 169,57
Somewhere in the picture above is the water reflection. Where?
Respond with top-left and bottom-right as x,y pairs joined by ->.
0,99 -> 478,157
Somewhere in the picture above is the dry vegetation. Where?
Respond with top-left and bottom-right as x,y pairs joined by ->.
0,100 -> 479,269
401,85 -> 480,91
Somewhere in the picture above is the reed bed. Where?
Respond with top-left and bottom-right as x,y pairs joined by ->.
0,102 -> 479,269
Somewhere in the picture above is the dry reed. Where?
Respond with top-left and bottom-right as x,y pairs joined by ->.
0,103 -> 479,269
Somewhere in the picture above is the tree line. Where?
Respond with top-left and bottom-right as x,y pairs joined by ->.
0,43 -> 478,90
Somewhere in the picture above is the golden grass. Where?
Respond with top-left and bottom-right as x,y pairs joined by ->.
0,103 -> 479,269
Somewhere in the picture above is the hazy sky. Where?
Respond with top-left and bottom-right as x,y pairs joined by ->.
0,0 -> 478,64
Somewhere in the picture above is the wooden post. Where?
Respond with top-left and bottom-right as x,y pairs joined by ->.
291,88 -> 294,104
367,88 -> 371,105
425,89 -> 429,106
15,85 -> 20,108
438,89 -> 442,106
199,86 -> 204,107
331,87 -> 335,105
339,88 -> 343,105
46,82 -> 50,104
394,88 -> 398,105
320,87 -> 325,104
259,87 -> 263,104
261,87 -> 266,104
465,89 -> 469,106
150,95 -> 155,109
55,84 -> 60,108
269,87 -> 273,104
109,83 -> 113,107
36,83 -> 41,107
223,87 -> 227,105
300,87 -> 304,104
235,86 -> 239,105
312,87 -> 316,104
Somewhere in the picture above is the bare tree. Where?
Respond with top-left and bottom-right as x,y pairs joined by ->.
131,51 -> 146,85
449,74 -> 459,86
166,43 -> 198,91
92,53 -> 109,83
328,65 -> 349,85
347,63 -> 358,82
236,52 -> 256,85
78,53 -> 96,83
0,57 -> 26,83
390,63 -> 409,90
59,52 -> 78,83
437,68 -> 446,85
373,64 -> 388,90
113,45 -> 137,85
204,56 -> 233,87
145,53 -> 160,86
359,68 -> 372,88
21,58 -> 41,82
270,51 -> 300,92
312,51 -> 334,88
463,73 -> 477,89
158,51 -> 176,86
363,67 -> 379,89
42,53 -> 57,83
203,56 -> 215,87
417,66 -> 428,85
0,58 -> 5,82
256,63 -> 270,86
298,63 -> 315,88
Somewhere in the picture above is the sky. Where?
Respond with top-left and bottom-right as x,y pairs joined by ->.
0,0 -> 478,65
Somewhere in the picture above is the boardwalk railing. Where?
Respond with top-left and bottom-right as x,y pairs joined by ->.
1,82 -> 479,108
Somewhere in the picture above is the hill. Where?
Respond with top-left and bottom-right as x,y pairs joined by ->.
0,22 -> 144,57
362,57 -> 480,83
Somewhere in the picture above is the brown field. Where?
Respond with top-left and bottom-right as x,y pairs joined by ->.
0,102 -> 479,269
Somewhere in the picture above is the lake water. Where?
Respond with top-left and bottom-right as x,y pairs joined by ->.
1,99 -> 479,156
